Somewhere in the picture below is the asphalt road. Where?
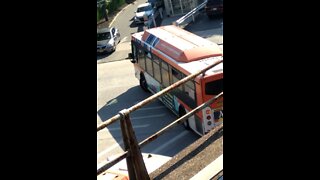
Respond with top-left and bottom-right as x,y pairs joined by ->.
97,60 -> 199,166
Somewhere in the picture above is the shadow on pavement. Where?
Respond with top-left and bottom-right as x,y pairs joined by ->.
97,52 -> 112,61
129,20 -> 139,28
98,86 -> 149,123
184,12 -> 223,32
98,85 -> 151,149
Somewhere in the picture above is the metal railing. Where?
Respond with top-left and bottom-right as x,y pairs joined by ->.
97,59 -> 223,179
173,0 -> 207,28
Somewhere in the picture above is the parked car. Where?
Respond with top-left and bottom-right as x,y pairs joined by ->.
97,27 -> 120,54
205,0 -> 223,19
134,3 -> 157,24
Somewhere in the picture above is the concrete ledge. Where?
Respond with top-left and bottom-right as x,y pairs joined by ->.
190,154 -> 223,180
149,124 -> 223,180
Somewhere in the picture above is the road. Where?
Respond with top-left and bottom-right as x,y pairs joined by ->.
97,60 -> 199,166
97,0 -> 149,64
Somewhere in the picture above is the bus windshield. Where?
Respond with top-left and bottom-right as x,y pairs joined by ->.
205,79 -> 223,95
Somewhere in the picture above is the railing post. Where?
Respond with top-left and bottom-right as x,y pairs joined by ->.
119,109 -> 150,180
119,109 -> 136,179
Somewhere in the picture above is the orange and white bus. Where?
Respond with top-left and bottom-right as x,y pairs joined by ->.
130,25 -> 223,136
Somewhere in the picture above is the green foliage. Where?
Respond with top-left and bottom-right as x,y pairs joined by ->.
106,0 -> 126,15
97,0 -> 126,22
97,0 -> 107,22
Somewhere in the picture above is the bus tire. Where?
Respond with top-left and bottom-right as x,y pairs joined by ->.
179,106 -> 190,130
139,74 -> 149,92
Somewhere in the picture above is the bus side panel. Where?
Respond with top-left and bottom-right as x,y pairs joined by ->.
195,81 -> 204,120
140,51 -> 181,116
144,72 -> 179,116
144,73 -> 161,94
177,99 -> 204,136
133,63 -> 142,80
185,108 -> 204,136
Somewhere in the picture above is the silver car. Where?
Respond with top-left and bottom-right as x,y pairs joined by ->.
134,3 -> 157,24
97,27 -> 120,54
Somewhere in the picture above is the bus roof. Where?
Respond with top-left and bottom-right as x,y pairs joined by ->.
180,56 -> 223,76
132,25 -> 222,63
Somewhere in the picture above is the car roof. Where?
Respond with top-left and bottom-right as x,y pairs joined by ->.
138,3 -> 151,8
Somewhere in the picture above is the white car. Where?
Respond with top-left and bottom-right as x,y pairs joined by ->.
97,27 -> 120,54
134,3 -> 157,24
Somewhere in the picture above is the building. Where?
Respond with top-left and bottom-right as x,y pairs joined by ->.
163,0 -> 204,17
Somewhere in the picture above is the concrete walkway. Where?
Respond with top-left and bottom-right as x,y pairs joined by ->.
161,15 -> 183,26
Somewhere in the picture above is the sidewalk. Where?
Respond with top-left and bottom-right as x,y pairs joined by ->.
160,15 -> 183,26
193,29 -> 223,45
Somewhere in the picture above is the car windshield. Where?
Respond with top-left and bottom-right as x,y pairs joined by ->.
97,32 -> 111,41
137,5 -> 152,12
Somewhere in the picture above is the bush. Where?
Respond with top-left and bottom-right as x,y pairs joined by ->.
97,1 -> 107,22
97,0 -> 127,22
106,0 -> 126,15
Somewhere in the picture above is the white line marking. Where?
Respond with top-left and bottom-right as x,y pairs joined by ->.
107,124 -> 149,131
151,131 -> 189,154
97,140 -> 124,159
131,114 -> 166,120
137,106 -> 166,111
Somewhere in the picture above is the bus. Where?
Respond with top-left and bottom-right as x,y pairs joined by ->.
130,25 -> 223,136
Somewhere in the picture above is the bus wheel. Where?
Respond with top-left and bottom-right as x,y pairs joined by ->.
139,74 -> 149,92
179,107 -> 190,130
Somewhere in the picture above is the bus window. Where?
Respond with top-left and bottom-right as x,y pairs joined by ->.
146,52 -> 153,76
161,61 -> 170,87
205,79 -> 223,95
171,67 -> 183,91
138,49 -> 146,70
153,56 -> 161,83
185,80 -> 196,100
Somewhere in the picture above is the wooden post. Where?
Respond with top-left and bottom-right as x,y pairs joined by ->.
119,110 -> 136,179
119,109 -> 150,180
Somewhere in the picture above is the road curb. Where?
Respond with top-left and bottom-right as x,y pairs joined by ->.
190,154 -> 223,180
109,2 -> 136,28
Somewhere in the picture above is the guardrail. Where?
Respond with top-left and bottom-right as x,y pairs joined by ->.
173,0 -> 207,28
97,60 -> 223,179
